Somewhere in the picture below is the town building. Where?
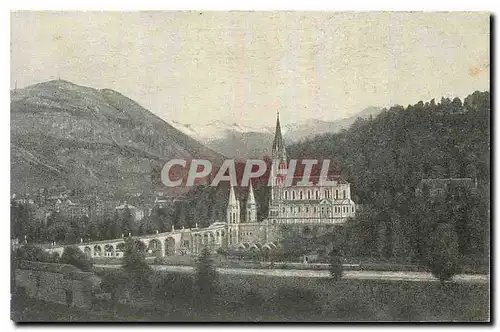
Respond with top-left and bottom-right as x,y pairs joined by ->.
115,202 -> 146,222
415,177 -> 478,199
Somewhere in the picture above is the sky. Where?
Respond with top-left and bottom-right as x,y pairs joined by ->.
11,11 -> 490,127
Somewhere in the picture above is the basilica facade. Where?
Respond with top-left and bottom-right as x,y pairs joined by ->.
225,113 -> 356,248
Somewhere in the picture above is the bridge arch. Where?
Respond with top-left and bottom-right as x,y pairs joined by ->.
84,246 -> 92,258
94,245 -> 102,257
104,244 -> 115,257
148,238 -> 163,257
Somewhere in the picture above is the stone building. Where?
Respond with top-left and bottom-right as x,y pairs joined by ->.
415,177 -> 478,199
225,112 -> 356,247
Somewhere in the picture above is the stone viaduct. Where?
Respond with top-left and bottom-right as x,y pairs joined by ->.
45,222 -> 231,259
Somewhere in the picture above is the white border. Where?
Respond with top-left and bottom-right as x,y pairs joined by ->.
2,1 -> 496,331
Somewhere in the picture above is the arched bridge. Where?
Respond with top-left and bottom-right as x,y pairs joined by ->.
45,223 -> 229,258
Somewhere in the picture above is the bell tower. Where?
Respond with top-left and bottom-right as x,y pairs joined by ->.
246,181 -> 257,223
226,186 -> 240,245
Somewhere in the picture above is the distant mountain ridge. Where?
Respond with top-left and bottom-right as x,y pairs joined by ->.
170,107 -> 383,158
11,80 -> 225,195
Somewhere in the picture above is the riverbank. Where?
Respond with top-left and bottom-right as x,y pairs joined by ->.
91,255 -> 489,274
94,263 -> 489,284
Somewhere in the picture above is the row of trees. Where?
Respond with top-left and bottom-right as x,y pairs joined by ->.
11,201 -> 178,245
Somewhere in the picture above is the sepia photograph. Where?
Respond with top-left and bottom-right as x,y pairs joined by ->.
9,11 -> 490,322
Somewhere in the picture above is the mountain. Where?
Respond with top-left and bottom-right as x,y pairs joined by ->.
173,107 -> 383,159
170,120 -> 273,159
282,106 -> 383,143
10,80 -> 225,195
170,120 -> 273,142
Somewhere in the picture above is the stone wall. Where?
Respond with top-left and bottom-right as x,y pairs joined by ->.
14,263 -> 93,309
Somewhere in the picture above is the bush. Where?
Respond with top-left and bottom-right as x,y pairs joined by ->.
427,223 -> 461,282
328,248 -> 343,281
195,247 -> 218,308
59,246 -> 93,272
98,269 -> 124,300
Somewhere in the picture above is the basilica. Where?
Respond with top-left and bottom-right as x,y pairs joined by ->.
225,113 -> 357,247
45,113 -> 357,258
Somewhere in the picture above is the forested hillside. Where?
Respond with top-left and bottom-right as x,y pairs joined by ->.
288,91 -> 490,203
286,91 -> 490,266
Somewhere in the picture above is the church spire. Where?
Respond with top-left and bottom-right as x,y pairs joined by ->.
272,111 -> 285,154
246,181 -> 257,223
228,185 -> 238,206
247,181 -> 255,205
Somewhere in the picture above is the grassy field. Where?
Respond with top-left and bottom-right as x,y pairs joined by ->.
89,267 -> 489,322
12,272 -> 490,322
213,273 -> 490,322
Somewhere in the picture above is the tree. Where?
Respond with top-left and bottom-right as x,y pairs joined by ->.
121,238 -> 151,295
426,223 -> 461,282
13,245 -> 52,264
120,207 -> 135,236
195,247 -> 218,308
451,97 -> 463,113
122,238 -> 149,274
328,247 -> 343,281
59,246 -> 93,272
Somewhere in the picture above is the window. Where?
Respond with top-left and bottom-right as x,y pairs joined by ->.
343,190 -> 346,199
314,207 -> 317,213
307,191 -> 311,199
282,207 -> 285,213
290,207 -> 293,213
298,206 -> 301,213
352,206 -> 355,212
292,191 -> 296,200
324,190 -> 329,198
299,191 -> 303,200
315,191 -> 319,199
305,207 -> 309,213
335,190 -> 339,199
284,191 -> 288,200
